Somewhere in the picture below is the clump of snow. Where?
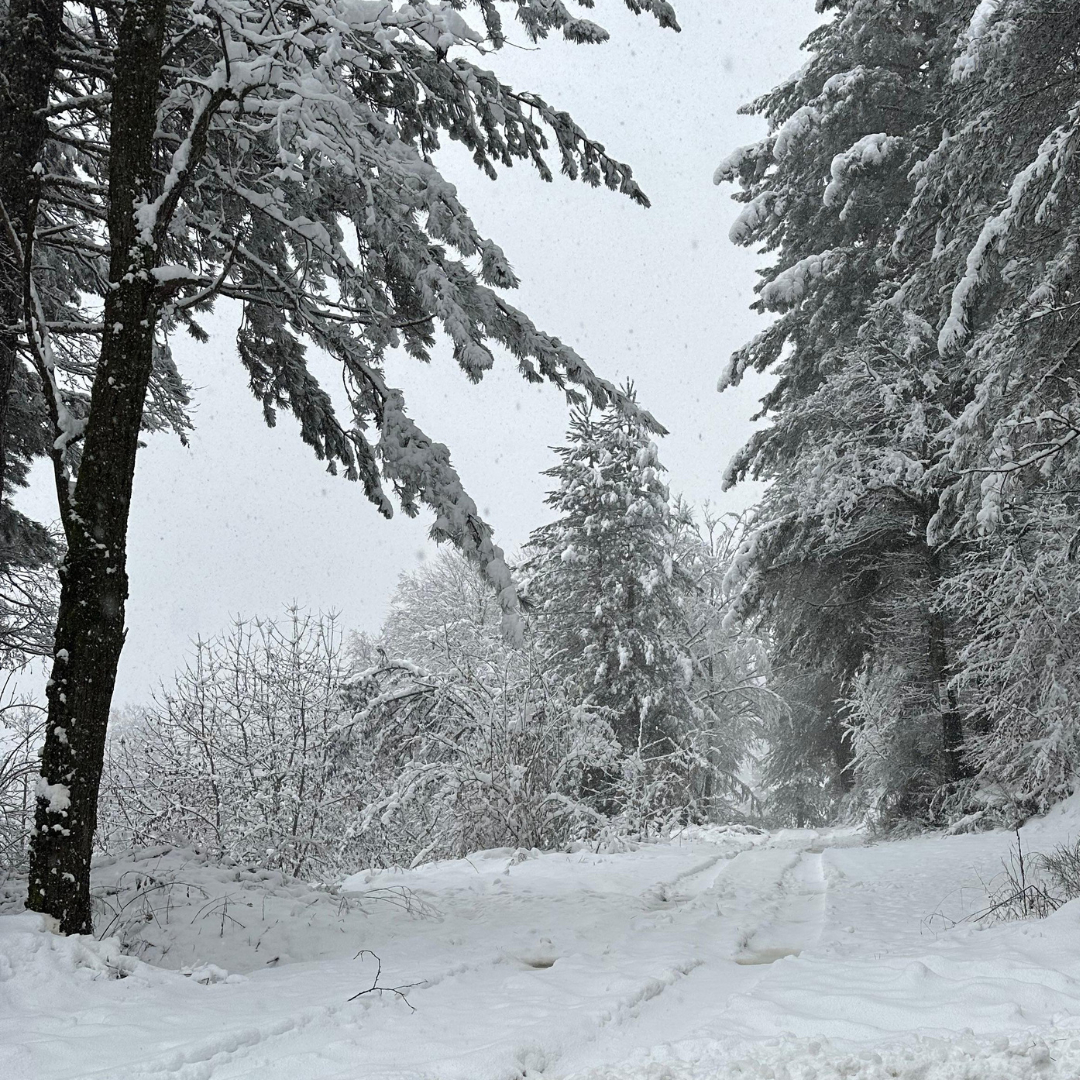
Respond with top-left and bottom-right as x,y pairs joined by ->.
773,104 -> 820,160
952,0 -> 1008,80
728,193 -> 778,244
760,251 -> 836,308
33,776 -> 70,815
823,133 -> 901,210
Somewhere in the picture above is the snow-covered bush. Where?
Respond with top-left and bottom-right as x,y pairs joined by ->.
943,531 -> 1080,815
0,703 -> 44,874
358,520 -> 773,862
844,659 -> 958,832
352,550 -> 621,860
344,659 -> 619,865
97,612 -> 367,879
98,512 -> 776,876
975,833 -> 1080,925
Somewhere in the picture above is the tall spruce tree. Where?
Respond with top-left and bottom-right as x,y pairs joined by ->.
888,2 -> 1080,812
524,395 -> 688,757
716,0 -> 973,821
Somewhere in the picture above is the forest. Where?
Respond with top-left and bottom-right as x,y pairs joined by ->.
3,2 -> 1080,1078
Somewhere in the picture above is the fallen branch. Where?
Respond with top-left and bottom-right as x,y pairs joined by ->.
348,949 -> 419,1010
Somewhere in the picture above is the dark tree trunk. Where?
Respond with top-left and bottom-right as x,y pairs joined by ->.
0,0 -> 64,496
830,711 -> 856,792
27,0 -> 167,935
928,609 -> 967,782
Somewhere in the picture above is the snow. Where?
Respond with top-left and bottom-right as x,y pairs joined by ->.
6,807 -> 1080,1078
938,120 -> 1077,355
952,0 -> 1007,80
728,193 -> 776,245
34,777 -> 70,815
772,105 -> 819,160
760,251 -> 836,308
823,134 -> 900,210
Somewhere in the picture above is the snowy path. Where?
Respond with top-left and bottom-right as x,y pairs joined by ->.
6,810 -> 1080,1079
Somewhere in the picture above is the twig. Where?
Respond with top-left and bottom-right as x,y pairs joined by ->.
347,949 -> 419,1010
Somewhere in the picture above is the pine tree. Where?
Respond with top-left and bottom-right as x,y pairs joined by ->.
0,0 -> 65,676
524,395 -> 689,758
716,0 -> 973,822
887,2 -> 1080,813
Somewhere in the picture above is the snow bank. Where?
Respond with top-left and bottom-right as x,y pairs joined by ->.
570,1031 -> 1080,1080
89,845 -> 414,973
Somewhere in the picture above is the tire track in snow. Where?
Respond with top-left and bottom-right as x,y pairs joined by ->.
563,842 -> 830,1072
732,850 -> 827,965
639,840 -> 757,911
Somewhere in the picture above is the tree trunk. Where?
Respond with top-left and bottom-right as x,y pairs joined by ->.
27,0 -> 167,935
928,609 -> 967,782
0,0 -> 63,496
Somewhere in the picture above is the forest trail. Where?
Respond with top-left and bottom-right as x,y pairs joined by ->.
6,808 -> 1080,1079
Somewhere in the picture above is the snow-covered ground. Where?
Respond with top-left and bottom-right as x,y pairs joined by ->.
5,803 -> 1080,1079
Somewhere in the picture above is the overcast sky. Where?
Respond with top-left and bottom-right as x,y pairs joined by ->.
18,0 -> 822,705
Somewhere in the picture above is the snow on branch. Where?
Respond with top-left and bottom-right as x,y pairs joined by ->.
760,250 -> 838,309
951,0 -> 1011,81
377,390 -> 523,642
823,133 -> 901,212
939,118 -> 1080,356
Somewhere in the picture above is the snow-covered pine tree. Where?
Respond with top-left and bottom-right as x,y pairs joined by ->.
524,395 -> 689,763
17,0 -> 675,932
0,0 -> 66,680
716,0 -> 974,824
885,2 -> 1080,814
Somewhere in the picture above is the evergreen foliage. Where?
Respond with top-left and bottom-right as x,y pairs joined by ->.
523,398 -> 761,823
719,0 -> 1080,826
525,396 -> 688,755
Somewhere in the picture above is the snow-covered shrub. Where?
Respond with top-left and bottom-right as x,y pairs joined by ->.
97,611 -> 367,879
977,832 -> 1064,924
943,533 -> 1080,815
844,660 -> 956,832
1040,837 -> 1080,904
974,832 -> 1080,926
344,659 -> 619,865
348,551 -> 617,861
0,704 -> 44,873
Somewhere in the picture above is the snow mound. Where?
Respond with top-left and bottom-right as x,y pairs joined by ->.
569,1031 -> 1080,1080
7,817 -> 1080,1078
0,910 -> 138,988
90,845 -> 432,973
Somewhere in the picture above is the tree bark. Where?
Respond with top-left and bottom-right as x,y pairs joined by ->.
928,609 -> 967,782
27,0 -> 167,935
0,0 -> 63,497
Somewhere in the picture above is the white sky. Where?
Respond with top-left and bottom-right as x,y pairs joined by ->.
18,0 -> 822,705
